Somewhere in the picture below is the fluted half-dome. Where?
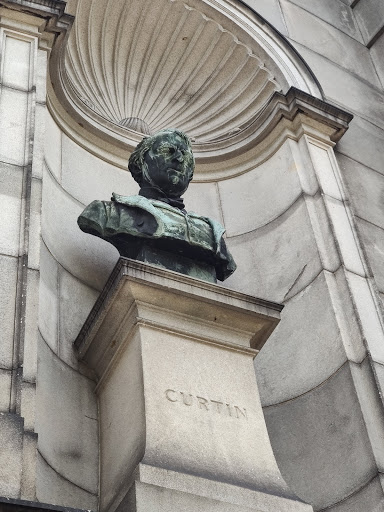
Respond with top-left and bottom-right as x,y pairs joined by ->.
64,0 -> 284,142
49,0 -> 322,171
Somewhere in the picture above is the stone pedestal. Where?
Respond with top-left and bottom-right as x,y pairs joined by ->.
75,258 -> 313,512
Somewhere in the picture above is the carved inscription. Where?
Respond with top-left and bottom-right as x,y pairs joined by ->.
165,389 -> 247,420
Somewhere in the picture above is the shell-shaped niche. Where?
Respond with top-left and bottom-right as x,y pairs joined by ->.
64,0 -> 283,143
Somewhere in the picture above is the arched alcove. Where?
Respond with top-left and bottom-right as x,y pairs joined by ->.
48,0 -> 323,175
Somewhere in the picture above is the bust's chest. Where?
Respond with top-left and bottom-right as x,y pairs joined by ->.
159,208 -> 214,251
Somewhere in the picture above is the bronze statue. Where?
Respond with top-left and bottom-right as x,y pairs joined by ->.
78,129 -> 236,282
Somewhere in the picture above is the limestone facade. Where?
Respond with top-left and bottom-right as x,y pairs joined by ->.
0,0 -> 384,511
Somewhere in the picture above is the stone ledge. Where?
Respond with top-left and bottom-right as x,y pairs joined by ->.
0,0 -> 74,37
74,258 -> 283,368
0,0 -> 66,17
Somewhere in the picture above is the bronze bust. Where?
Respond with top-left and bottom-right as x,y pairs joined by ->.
78,129 -> 236,282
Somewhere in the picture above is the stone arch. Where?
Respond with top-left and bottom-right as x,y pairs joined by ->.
48,0 -> 324,175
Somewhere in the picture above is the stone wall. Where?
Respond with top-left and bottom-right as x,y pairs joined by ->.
37,1 -> 384,509
241,1 -> 384,510
0,7 -> 50,502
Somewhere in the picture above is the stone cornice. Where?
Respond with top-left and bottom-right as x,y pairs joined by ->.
1,0 -> 66,16
197,86 -> 354,157
192,87 -> 354,180
0,0 -> 73,37
75,258 -> 283,367
283,87 -> 353,141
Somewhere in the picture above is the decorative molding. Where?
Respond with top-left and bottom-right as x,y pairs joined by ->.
75,257 -> 283,360
1,0 -> 66,16
0,0 -> 73,40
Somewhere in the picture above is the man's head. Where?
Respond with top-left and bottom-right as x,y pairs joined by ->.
128,129 -> 195,198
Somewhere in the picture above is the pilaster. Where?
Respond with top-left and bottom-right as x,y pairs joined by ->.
0,0 -> 72,500
270,89 -> 384,491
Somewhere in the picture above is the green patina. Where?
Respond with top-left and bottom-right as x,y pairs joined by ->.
77,129 -> 236,282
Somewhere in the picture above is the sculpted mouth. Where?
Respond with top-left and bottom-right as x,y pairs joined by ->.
167,168 -> 185,185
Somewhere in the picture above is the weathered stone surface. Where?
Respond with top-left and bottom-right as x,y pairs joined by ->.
36,454 -> 97,511
256,271 -> 351,406
21,430 -> 38,502
2,36 -> 31,90
23,268 -> 39,383
324,476 -> 384,512
218,142 -> 301,237
98,330 -> 145,511
370,32 -> 384,89
0,255 -> 18,369
338,154 -> 384,230
325,267 -> 367,363
242,0 -> 288,35
38,244 -> 59,354
123,480 -> 310,512
350,358 -> 384,473
336,116 -> 384,176
345,270 -> 384,365
323,195 -> 365,276
356,218 -> 384,293
280,0 -> 362,41
28,177 -> 42,271
0,162 -> 23,257
353,0 -> 384,45
0,369 -> 12,412
58,268 -> 98,371
372,361 -> 384,408
61,134 -> 137,205
42,165 -> 118,291
289,41 -> 384,130
32,103 -> 47,180
58,0 -> 288,155
0,413 -> 24,498
1,2 -> 383,511
127,465 -> 313,512
44,113 -> 62,182
0,87 -> 28,166
224,198 -> 322,302
35,48 -> 48,106
281,1 -> 378,85
263,363 -> 376,510
20,382 -> 36,432
294,192 -> 341,274
184,182 -> 223,225
36,338 -> 98,496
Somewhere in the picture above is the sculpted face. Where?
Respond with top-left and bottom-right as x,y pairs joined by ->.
142,132 -> 194,197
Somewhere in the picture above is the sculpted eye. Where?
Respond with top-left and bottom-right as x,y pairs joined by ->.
162,145 -> 174,154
